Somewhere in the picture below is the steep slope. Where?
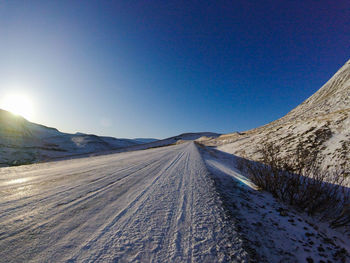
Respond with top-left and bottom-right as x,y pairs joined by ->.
0,109 -> 60,140
280,59 -> 350,122
206,59 -> 350,172
0,110 -> 140,166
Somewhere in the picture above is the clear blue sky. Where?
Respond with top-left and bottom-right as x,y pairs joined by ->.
0,1 -> 349,139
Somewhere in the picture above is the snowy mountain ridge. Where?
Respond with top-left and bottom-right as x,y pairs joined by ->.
276,58 -> 350,124
204,58 -> 350,172
0,109 -> 220,167
0,109 -> 142,166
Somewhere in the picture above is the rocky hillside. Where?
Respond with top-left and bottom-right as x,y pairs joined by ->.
205,59 -> 350,173
0,110 -> 141,166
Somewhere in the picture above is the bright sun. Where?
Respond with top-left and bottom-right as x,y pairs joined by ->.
1,94 -> 34,120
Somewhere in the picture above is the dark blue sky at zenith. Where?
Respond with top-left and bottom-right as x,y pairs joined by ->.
0,1 -> 349,138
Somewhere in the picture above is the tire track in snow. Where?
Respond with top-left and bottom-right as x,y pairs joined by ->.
30,148 -> 184,263
0,149 -> 177,243
68,149 -> 187,262
0,142 -> 248,262
0,146 -> 183,262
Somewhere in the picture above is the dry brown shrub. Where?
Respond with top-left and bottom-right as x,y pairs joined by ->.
238,140 -> 350,227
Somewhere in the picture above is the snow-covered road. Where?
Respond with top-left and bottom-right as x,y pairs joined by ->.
0,142 -> 246,262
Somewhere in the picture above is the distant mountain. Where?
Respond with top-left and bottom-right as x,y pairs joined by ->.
0,110 -> 141,166
0,110 -> 221,167
205,59 -> 350,172
133,138 -> 159,144
113,132 -> 221,154
134,132 -> 221,149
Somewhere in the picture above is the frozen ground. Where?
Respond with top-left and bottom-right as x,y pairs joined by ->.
1,142 -> 348,262
199,147 -> 350,262
0,142 -> 247,263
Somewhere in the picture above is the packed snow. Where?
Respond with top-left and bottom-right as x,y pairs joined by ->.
0,142 -> 247,262
199,147 -> 350,262
1,142 -> 349,262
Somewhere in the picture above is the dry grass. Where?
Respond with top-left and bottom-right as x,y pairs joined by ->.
237,140 -> 350,228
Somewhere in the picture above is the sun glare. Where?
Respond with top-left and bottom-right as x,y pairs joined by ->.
1,94 -> 34,120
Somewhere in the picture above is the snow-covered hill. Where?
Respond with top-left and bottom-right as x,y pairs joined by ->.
133,138 -> 158,144
124,132 -> 221,152
0,109 -> 142,166
205,59 -> 350,172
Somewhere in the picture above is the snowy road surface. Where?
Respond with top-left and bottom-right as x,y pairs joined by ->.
0,142 -> 246,262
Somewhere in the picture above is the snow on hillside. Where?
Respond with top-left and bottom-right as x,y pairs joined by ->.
198,145 -> 350,262
139,132 -> 221,148
204,59 -> 350,173
0,110 -> 220,167
0,109 -> 141,166
104,132 -> 222,155
133,138 -> 159,144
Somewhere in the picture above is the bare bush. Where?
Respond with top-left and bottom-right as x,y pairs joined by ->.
238,140 -> 350,227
